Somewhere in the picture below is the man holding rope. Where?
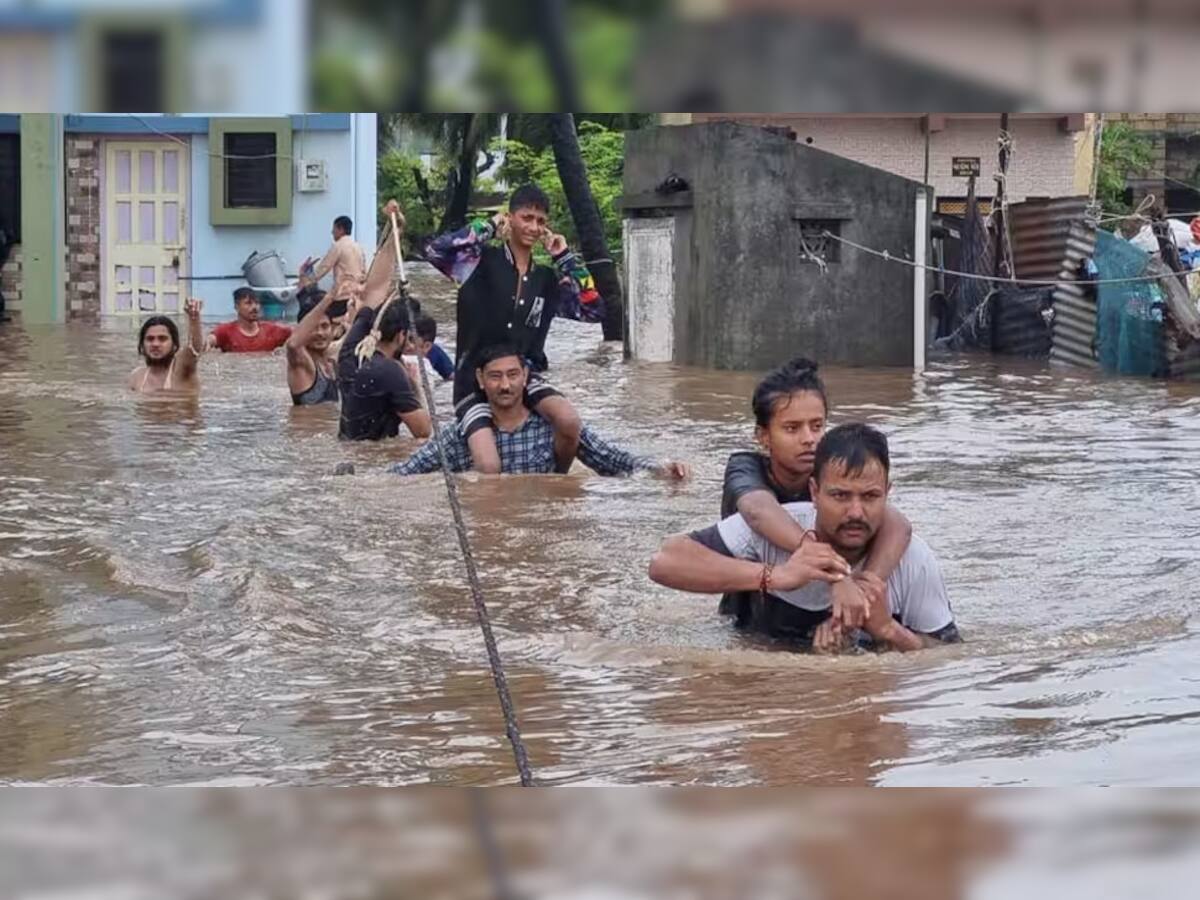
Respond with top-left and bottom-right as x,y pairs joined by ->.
336,203 -> 432,441
423,184 -> 604,476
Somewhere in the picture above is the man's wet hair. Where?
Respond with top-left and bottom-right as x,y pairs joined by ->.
812,423 -> 890,483
477,343 -> 525,371
378,301 -> 411,342
414,314 -> 437,343
297,290 -> 334,322
334,215 -> 353,236
508,184 -> 550,214
751,357 -> 828,427
233,286 -> 256,305
138,315 -> 179,354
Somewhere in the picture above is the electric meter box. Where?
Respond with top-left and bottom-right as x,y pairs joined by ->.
296,159 -> 328,192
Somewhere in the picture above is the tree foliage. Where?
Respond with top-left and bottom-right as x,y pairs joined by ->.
1096,122 -> 1156,217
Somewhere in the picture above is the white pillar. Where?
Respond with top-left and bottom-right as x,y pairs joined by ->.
913,188 -> 928,372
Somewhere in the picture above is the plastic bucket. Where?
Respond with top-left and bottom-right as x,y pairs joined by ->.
242,250 -> 288,288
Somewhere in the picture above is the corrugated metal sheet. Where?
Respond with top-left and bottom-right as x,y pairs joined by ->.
1005,197 -> 1099,367
991,288 -> 1055,357
1051,221 -> 1100,369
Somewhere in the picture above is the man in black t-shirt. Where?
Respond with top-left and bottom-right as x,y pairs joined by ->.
335,214 -> 433,442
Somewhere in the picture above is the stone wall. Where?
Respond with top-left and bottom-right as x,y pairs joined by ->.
64,135 -> 101,320
0,243 -> 20,317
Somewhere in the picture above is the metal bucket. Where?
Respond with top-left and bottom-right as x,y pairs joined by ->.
242,250 -> 288,288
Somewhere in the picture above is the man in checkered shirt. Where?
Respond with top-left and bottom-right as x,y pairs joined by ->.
388,344 -> 691,479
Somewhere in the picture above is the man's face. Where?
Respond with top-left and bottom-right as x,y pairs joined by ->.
509,205 -> 548,250
141,325 -> 176,364
236,295 -> 261,322
757,390 -> 826,481
332,224 -> 344,242
477,356 -> 527,410
411,336 -> 433,357
810,457 -> 890,553
308,317 -> 333,352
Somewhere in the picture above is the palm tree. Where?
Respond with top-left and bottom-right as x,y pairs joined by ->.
548,114 -> 624,341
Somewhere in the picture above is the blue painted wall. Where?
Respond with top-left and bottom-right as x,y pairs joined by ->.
185,114 -> 376,318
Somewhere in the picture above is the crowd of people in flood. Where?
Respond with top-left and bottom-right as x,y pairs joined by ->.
126,184 -> 959,655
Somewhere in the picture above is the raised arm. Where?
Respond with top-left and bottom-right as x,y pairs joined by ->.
177,298 -> 204,379
307,243 -> 339,285
423,215 -> 499,285
287,291 -> 335,358
360,210 -> 401,310
542,232 -> 603,323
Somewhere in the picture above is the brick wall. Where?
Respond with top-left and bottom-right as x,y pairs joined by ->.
0,243 -> 19,316
64,136 -> 101,321
692,114 -> 1079,202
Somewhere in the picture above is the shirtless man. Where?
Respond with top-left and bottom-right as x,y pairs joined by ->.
285,290 -> 340,405
127,298 -> 203,394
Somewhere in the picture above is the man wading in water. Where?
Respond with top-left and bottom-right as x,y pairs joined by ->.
378,344 -> 689,479
336,203 -> 432,441
206,287 -> 292,353
285,289 -> 340,406
127,298 -> 204,394
719,358 -> 912,636
423,183 -> 604,475
652,424 -> 960,653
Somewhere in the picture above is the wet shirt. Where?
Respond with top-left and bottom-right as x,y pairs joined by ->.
210,321 -> 291,353
337,307 -> 420,441
388,414 -> 657,476
423,219 -> 603,403
692,502 -> 957,637
312,234 -> 367,300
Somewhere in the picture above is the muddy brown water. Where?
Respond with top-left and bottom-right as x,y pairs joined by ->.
2,269 -> 1200,787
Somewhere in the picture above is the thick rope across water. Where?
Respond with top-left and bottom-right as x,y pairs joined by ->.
386,212 -> 535,787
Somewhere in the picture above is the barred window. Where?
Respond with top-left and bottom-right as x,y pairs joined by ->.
797,219 -> 840,264
224,132 -> 277,209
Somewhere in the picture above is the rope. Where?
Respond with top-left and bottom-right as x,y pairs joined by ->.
126,113 -> 298,160
819,230 -> 1200,287
798,233 -> 829,275
387,211 -> 535,787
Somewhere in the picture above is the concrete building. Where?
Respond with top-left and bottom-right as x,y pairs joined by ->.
621,121 -> 929,371
0,113 -> 376,324
666,113 -> 1093,217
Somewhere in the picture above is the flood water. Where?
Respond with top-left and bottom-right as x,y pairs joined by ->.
3,267 -> 1200,787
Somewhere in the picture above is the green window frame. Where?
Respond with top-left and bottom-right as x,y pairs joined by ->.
209,117 -> 292,226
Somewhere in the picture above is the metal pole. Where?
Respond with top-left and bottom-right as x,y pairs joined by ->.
913,188 -> 928,372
